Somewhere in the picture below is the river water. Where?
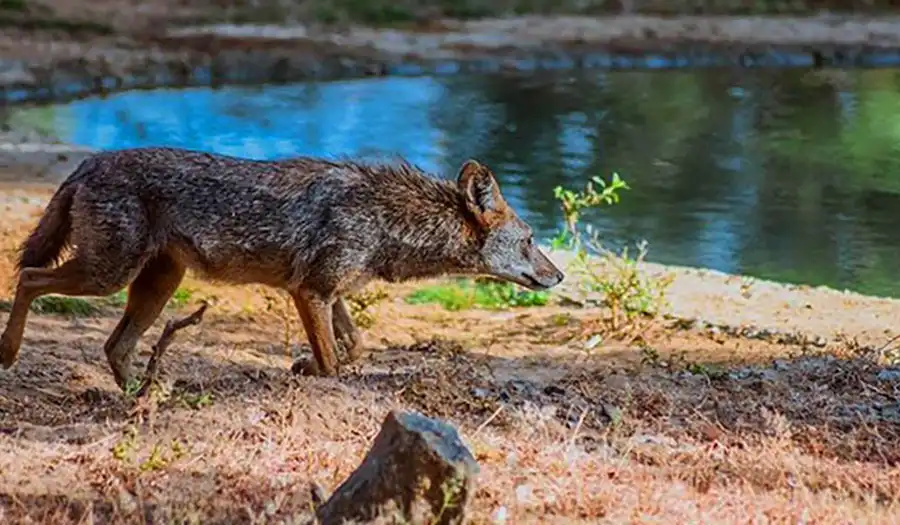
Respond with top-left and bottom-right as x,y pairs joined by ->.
4,67 -> 900,297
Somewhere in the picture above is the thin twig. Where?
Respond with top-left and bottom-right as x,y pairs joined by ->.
473,405 -> 505,436
873,333 -> 900,360
135,302 -> 209,398
566,407 -> 589,455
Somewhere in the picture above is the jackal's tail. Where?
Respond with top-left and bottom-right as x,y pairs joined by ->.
16,158 -> 95,271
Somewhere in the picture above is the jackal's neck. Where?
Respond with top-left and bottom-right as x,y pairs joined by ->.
374,188 -> 483,283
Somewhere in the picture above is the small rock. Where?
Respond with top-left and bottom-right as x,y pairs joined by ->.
758,369 -> 779,382
876,369 -> 900,382
247,409 -> 266,426
505,450 -> 518,468
583,334 -> 603,350
675,370 -> 695,381
116,486 -> 138,515
879,403 -> 900,423
315,410 -> 479,524
729,367 -> 778,382
672,317 -> 696,330
728,368 -> 752,381
515,484 -> 532,504
503,379 -> 538,399
543,384 -> 566,396
602,403 -> 623,426
471,387 -> 490,399
773,359 -> 791,371
601,374 -> 631,391
0,60 -> 36,86
539,404 -> 558,421
631,434 -> 677,448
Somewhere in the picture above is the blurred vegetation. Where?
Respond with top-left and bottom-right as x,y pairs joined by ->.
203,0 -> 900,26
212,0 -> 900,26
3,0 -> 900,31
0,0 -> 112,33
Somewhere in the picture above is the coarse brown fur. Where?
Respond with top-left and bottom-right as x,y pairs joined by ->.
0,147 -> 564,388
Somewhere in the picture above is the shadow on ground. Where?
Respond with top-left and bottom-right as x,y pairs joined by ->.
2,313 -> 897,466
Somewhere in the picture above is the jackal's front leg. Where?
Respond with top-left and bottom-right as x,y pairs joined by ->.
290,290 -> 340,377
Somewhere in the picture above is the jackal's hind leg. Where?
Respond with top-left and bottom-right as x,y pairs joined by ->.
332,298 -> 365,363
103,251 -> 186,390
0,258 -> 136,369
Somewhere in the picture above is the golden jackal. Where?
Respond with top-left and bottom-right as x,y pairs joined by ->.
0,147 -> 564,388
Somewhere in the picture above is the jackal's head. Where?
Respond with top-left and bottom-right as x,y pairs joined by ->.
457,160 -> 565,291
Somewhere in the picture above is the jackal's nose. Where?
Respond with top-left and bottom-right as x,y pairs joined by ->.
552,268 -> 565,285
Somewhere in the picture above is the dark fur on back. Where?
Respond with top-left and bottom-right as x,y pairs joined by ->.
19,147 -> 486,297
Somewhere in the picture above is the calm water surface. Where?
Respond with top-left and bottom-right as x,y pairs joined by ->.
5,68 -> 900,297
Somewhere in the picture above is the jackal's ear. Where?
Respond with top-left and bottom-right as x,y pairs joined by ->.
458,159 -> 504,216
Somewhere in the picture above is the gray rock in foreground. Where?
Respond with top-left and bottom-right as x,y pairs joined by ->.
314,410 -> 479,525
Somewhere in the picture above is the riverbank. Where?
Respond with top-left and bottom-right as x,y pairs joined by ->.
0,176 -> 897,522
5,10 -> 900,105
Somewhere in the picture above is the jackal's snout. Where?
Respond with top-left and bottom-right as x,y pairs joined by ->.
482,228 -> 566,292
525,246 -> 565,290
485,242 -> 565,292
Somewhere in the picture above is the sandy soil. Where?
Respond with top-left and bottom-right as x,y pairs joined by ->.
0,178 -> 897,523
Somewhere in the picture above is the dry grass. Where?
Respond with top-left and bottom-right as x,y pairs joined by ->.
0,183 -> 898,524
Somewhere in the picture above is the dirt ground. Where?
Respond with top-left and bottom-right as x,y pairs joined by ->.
0,179 -> 898,524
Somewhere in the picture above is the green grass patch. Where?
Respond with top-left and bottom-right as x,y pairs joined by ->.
105,290 -> 128,307
102,287 -> 194,310
27,295 -> 99,316
406,278 -> 550,311
169,288 -> 194,309
0,295 -> 100,317
0,286 -> 195,318
0,296 -> 99,316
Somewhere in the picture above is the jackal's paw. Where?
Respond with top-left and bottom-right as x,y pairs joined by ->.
342,344 -> 368,365
291,357 -> 320,377
0,336 -> 17,369
291,357 -> 341,377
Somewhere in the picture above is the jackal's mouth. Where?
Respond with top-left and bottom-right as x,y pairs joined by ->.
519,272 -> 549,290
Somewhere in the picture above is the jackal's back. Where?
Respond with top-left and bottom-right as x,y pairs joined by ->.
67,146 -> 472,291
